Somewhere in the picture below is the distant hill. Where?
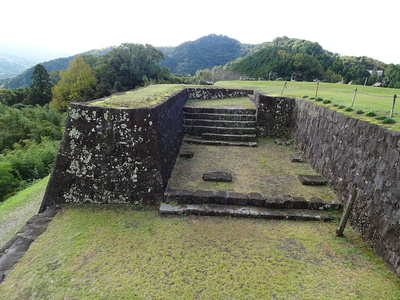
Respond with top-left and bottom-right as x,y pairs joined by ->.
0,47 -> 114,89
158,34 -> 256,75
0,41 -> 72,80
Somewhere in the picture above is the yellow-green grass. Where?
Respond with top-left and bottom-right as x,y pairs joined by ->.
186,96 -> 256,109
169,138 -> 337,201
0,176 -> 49,247
89,84 -> 186,108
215,81 -> 400,131
1,205 -> 399,299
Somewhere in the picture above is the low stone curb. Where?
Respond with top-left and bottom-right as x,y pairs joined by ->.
164,189 -> 342,211
159,203 -> 341,221
0,205 -> 61,284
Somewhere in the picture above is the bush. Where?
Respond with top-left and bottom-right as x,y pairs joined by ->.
382,117 -> 396,124
315,97 -> 323,102
332,104 -> 339,107
303,95 -> 309,99
345,107 -> 354,112
3,138 -> 59,182
366,112 -> 377,117
356,110 -> 364,114
0,161 -> 20,201
375,116 -> 387,120
338,105 -> 346,109
323,100 -> 331,104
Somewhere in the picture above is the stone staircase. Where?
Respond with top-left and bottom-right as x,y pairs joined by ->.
183,107 -> 258,147
160,189 -> 342,221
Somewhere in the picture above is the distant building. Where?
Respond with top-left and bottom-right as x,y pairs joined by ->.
368,69 -> 384,77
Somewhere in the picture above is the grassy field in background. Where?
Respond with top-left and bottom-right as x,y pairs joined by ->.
1,206 -> 399,299
215,81 -> 400,131
0,177 -> 48,247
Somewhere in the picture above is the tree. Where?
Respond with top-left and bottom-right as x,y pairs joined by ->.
51,56 -> 97,111
99,43 -> 165,91
26,64 -> 53,106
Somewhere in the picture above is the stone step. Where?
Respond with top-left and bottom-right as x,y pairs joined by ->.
184,112 -> 256,121
183,106 -> 256,115
183,137 -> 258,147
159,203 -> 341,222
164,189 -> 342,211
184,119 -> 256,128
184,125 -> 256,136
201,133 -> 257,142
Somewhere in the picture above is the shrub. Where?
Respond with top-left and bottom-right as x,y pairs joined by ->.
332,104 -> 339,107
345,107 -> 354,112
323,100 -> 331,104
375,116 -> 387,120
309,97 -> 315,100
0,161 -> 20,201
356,110 -> 364,114
303,95 -> 309,99
338,105 -> 346,109
382,118 -> 396,124
315,97 -> 323,102
366,112 -> 377,117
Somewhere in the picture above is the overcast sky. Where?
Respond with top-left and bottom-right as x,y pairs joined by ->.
2,0 -> 399,64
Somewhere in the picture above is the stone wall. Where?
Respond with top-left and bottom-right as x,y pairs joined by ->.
292,99 -> 400,276
39,87 -> 253,212
255,95 -> 400,276
40,89 -> 188,212
255,94 -> 295,137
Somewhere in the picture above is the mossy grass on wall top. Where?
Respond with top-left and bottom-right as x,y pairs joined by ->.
89,84 -> 186,108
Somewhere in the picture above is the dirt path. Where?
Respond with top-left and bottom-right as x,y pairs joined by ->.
0,177 -> 48,247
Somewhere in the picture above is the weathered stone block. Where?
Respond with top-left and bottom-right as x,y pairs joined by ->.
298,174 -> 327,185
202,172 -> 233,182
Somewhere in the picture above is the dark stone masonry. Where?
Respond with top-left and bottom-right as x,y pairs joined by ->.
38,87 -> 400,278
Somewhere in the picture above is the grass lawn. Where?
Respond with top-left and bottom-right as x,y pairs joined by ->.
169,138 -> 337,202
0,205 -> 399,299
89,84 -> 186,108
215,81 -> 400,131
186,96 -> 256,109
0,176 -> 49,247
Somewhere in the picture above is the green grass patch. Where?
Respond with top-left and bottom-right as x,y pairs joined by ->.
1,206 -> 399,299
0,176 -> 48,246
214,81 -> 400,131
89,84 -> 186,108
186,96 -> 255,109
169,138 -> 337,201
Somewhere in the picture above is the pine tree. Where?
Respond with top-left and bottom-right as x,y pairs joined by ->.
26,64 -> 53,106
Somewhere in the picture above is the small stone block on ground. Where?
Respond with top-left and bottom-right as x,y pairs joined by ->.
298,174 -> 327,185
202,172 -> 232,182
290,155 -> 304,162
179,151 -> 195,158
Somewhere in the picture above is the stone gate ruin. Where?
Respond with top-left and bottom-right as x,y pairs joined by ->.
39,87 -> 400,277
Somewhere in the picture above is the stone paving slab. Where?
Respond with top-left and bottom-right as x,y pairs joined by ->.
164,189 -> 342,211
160,203 -> 340,221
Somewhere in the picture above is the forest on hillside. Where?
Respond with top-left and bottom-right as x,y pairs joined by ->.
195,37 -> 400,87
